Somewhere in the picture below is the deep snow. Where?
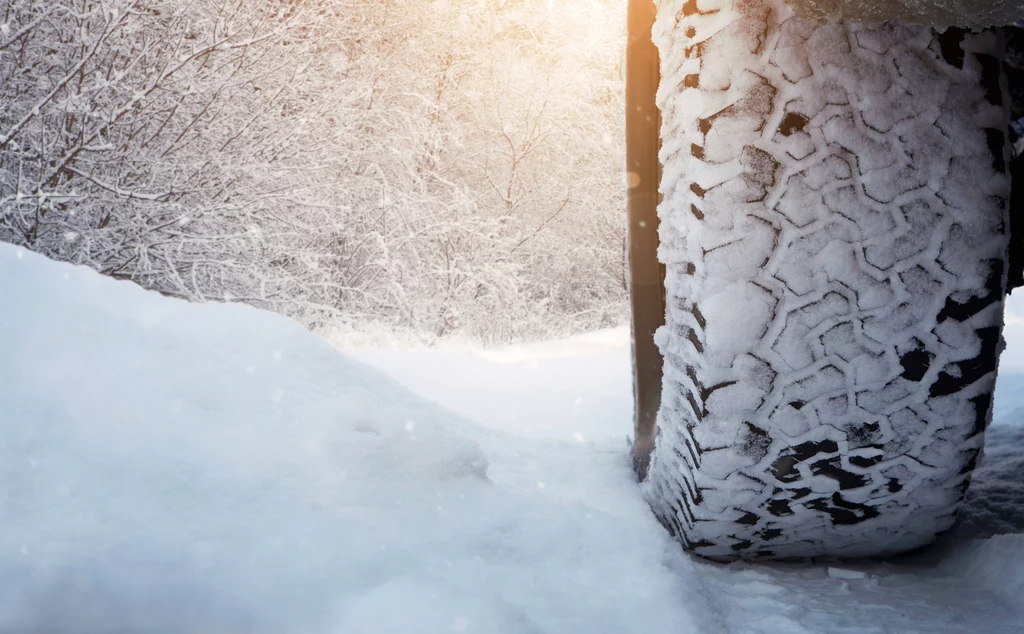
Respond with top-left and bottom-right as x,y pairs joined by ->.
1,243 -> 1023,632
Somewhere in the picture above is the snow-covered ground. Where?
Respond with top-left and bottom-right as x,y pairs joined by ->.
2,243 -> 1022,633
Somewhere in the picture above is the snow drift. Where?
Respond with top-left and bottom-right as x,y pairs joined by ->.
0,244 -> 698,633
2,243 -> 1022,632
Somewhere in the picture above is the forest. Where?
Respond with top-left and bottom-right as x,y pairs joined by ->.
0,0 -> 627,343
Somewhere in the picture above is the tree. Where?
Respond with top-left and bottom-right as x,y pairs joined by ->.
1,0 -> 629,343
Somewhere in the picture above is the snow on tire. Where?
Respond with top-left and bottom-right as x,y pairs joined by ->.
642,0 -> 1012,559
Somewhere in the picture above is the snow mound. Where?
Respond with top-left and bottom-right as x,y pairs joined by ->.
2,244 -> 1023,632
789,0 -> 1024,28
0,246 -> 488,485
0,244 -> 697,633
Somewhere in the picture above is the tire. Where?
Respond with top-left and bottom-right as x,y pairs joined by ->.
641,0 -> 1012,559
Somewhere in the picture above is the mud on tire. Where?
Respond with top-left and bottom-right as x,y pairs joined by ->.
641,0 -> 1012,559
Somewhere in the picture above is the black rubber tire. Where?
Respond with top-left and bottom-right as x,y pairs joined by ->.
641,0 -> 1012,559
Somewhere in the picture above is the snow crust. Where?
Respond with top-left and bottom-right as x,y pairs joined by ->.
2,244 -> 1023,631
789,0 -> 1024,28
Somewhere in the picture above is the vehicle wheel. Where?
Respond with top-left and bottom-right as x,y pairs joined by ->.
640,0 -> 1012,559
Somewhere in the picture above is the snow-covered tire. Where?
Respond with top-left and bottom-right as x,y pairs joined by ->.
641,0 -> 1013,559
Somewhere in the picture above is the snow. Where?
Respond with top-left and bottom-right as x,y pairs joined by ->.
2,243 -> 1024,631
826,566 -> 868,579
1001,289 -> 1024,372
788,0 -> 1024,28
0,244 -> 694,633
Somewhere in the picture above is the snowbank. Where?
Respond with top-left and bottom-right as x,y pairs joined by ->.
2,243 -> 1023,632
0,244 -> 696,633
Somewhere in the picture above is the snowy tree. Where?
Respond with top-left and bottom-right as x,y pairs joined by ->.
0,0 -> 628,343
